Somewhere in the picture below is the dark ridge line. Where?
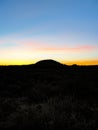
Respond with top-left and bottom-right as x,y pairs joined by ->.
0,59 -> 98,67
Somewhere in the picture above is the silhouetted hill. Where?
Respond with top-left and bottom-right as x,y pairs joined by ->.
0,60 -> 98,129
29,60 -> 67,78
33,59 -> 66,70
35,59 -> 62,67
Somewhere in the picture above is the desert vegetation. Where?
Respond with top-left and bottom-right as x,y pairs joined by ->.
0,60 -> 98,129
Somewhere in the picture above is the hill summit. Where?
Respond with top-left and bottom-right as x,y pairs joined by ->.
34,59 -> 63,68
34,59 -> 63,70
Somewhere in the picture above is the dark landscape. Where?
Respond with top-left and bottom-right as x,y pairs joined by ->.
0,59 -> 98,129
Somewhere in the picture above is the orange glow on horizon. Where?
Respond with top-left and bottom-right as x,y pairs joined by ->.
0,59 -> 98,66
61,59 -> 98,65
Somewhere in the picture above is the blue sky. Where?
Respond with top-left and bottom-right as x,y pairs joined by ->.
0,0 -> 98,65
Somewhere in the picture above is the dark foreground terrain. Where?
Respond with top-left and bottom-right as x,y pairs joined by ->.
0,60 -> 98,129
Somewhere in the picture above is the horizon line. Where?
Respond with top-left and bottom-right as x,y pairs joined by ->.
0,59 -> 98,66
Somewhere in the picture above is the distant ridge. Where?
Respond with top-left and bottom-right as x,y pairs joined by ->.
34,59 -> 64,71
34,59 -> 63,68
35,59 -> 61,65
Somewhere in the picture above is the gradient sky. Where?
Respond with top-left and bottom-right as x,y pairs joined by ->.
0,0 -> 98,65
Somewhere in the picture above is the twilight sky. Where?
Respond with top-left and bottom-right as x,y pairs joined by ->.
0,0 -> 98,65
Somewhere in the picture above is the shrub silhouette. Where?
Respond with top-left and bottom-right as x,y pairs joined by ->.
0,60 -> 98,129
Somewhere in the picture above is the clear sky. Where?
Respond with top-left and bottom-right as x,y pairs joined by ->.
0,0 -> 98,65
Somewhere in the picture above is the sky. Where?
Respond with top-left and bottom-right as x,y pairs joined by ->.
0,0 -> 98,65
